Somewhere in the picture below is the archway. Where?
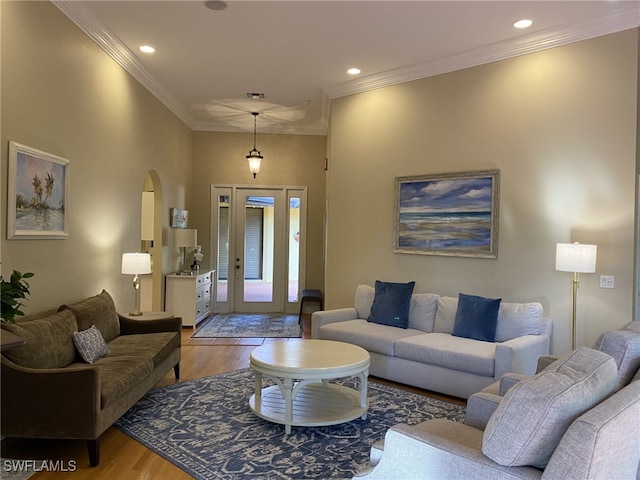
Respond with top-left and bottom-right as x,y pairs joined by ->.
141,170 -> 164,310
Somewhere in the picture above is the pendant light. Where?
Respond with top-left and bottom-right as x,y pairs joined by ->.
246,112 -> 263,178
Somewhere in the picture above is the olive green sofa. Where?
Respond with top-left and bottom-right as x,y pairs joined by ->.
1,290 -> 181,466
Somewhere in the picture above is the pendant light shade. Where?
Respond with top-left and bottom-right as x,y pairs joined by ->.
246,112 -> 263,178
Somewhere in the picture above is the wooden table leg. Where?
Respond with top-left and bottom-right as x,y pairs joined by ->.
359,369 -> 369,420
254,371 -> 262,406
283,377 -> 293,434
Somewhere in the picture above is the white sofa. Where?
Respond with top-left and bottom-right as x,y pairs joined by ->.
312,285 -> 552,399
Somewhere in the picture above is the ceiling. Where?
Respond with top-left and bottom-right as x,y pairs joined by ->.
53,1 -> 639,135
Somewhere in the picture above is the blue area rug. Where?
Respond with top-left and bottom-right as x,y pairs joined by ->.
115,369 -> 465,479
192,314 -> 301,338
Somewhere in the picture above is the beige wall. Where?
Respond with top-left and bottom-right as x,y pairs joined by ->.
1,1 -> 192,313
2,1 -> 634,346
327,30 -> 638,355
190,131 -> 327,291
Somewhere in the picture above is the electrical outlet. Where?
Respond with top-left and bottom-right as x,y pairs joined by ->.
600,275 -> 615,289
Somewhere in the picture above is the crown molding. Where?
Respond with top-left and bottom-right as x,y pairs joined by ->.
324,4 -> 640,99
53,1 -> 638,133
52,0 -> 196,129
189,120 -> 328,136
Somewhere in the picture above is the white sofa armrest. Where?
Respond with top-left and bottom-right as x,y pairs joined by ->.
311,307 -> 358,339
494,334 -> 550,379
353,419 -> 542,480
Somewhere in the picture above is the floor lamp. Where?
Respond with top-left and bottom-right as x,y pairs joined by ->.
555,242 -> 597,350
121,253 -> 152,316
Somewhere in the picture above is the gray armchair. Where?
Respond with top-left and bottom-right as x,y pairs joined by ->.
466,320 -> 640,429
355,347 -> 640,480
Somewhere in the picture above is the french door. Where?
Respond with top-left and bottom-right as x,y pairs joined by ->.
211,185 -> 307,314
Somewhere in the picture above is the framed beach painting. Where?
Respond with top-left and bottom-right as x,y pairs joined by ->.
7,141 -> 69,239
394,170 -> 500,258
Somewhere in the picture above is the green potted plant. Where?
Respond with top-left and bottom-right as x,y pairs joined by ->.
1,270 -> 34,323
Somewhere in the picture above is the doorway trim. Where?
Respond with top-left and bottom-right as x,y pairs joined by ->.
210,184 -> 307,314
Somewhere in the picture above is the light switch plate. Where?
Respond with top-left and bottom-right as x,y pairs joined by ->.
600,275 -> 615,289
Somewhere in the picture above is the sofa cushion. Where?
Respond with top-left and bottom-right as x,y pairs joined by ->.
73,325 -> 110,363
593,327 -> 640,389
368,280 -> 415,328
482,347 -> 618,468
68,356 -> 154,408
354,284 -> 375,319
395,333 -> 497,377
434,296 -> 458,333
436,295 -> 545,342
453,293 -> 501,342
318,319 -> 423,356
107,332 -> 180,368
2,309 -> 78,369
354,285 -> 438,333
408,293 -> 439,333
61,290 -> 120,342
623,320 -> 640,333
495,301 -> 544,342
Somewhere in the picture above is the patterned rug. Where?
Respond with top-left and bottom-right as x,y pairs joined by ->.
192,314 -> 301,338
115,369 -> 465,479
0,460 -> 35,480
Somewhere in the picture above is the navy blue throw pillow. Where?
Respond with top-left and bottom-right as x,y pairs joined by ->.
453,293 -> 502,342
367,280 -> 416,329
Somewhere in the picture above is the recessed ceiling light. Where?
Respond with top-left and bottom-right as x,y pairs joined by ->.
513,19 -> 533,29
204,1 -> 227,11
347,67 -> 361,75
139,45 -> 156,54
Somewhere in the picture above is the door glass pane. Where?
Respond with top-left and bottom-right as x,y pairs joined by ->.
288,197 -> 300,302
244,196 -> 274,302
216,195 -> 229,302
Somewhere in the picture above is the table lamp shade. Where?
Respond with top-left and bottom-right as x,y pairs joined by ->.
174,228 -> 197,248
555,243 -> 597,273
121,253 -> 151,274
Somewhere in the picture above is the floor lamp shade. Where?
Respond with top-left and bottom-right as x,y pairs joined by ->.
555,243 -> 597,273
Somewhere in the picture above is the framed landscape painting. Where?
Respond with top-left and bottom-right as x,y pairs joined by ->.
7,141 -> 69,239
394,170 -> 500,258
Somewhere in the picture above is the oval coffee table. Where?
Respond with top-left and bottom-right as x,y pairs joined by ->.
249,339 -> 370,434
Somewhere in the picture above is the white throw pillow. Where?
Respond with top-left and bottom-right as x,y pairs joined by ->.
354,284 -> 375,319
495,302 -> 543,342
434,296 -> 458,333
408,293 -> 439,332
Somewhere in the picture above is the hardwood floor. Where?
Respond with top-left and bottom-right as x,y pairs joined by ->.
1,315 -> 465,479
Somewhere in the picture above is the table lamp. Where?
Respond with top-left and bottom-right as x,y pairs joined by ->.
174,228 -> 197,274
121,253 -> 151,316
555,242 -> 597,349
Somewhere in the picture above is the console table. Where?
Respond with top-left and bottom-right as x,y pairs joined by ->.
165,270 -> 213,327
